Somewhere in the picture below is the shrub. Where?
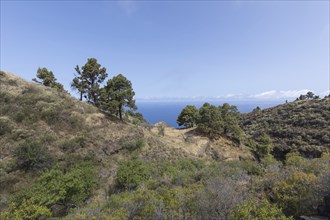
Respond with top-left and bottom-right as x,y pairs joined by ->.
115,159 -> 152,190
57,134 -> 87,152
14,139 -> 53,171
13,161 -> 97,212
254,133 -> 273,159
0,199 -> 51,220
228,199 -> 293,220
122,138 -> 145,151
196,177 -> 245,219
103,184 -> 201,219
285,152 -> 308,170
0,117 -> 13,135
272,171 -> 319,217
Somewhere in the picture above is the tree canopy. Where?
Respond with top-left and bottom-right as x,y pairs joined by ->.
177,105 -> 199,128
198,103 -> 225,138
32,67 -> 64,91
73,58 -> 107,105
100,74 -> 137,120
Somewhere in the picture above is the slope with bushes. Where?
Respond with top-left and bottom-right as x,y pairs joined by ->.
241,98 -> 330,159
1,71 -> 329,219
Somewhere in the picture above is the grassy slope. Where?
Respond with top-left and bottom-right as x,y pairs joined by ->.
1,71 -> 330,219
0,71 -> 249,209
241,97 -> 330,159
0,71 -> 146,207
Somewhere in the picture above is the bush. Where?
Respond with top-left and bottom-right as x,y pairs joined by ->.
115,159 -> 152,190
0,199 -> 51,220
12,161 -> 97,213
253,133 -> 273,159
196,177 -> 245,219
103,184 -> 201,220
272,171 -> 319,217
228,199 -> 293,220
0,117 -> 13,135
122,138 -> 145,151
57,134 -> 87,152
14,139 -> 53,171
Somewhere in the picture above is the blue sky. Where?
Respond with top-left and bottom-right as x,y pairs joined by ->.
1,1 -> 329,101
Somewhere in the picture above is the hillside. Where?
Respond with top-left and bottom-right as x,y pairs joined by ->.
1,71 -> 329,220
241,98 -> 330,159
0,71 -> 250,215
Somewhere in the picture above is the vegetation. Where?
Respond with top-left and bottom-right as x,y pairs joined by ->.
228,199 -> 293,220
176,105 -> 199,128
72,58 -> 108,105
2,162 -> 97,219
177,102 -> 243,141
100,74 -> 137,120
241,96 -> 330,159
32,67 -> 64,91
14,139 -> 53,171
1,71 -> 330,219
295,91 -> 320,101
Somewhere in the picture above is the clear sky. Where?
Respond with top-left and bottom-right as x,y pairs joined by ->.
1,1 -> 329,101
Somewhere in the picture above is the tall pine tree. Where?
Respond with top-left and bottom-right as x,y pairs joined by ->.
100,74 -> 137,120
72,58 -> 107,105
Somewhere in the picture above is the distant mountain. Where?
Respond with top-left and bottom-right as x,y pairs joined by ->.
241,97 -> 330,159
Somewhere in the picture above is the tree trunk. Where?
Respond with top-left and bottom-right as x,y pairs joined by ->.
119,105 -> 122,120
80,92 -> 83,101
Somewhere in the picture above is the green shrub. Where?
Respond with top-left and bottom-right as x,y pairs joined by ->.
272,171 -> 319,217
13,111 -> 25,123
158,159 -> 203,186
58,135 -> 87,152
14,139 -> 53,171
13,161 -> 97,209
116,159 -> 152,190
0,199 -> 51,220
103,184 -> 201,220
250,133 -> 273,159
0,117 -> 13,135
122,138 -> 145,151
228,199 -> 293,220
285,152 -> 308,170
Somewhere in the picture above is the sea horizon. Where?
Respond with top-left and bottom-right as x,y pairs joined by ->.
136,99 -> 286,127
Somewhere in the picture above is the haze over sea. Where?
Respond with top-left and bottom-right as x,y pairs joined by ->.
136,100 -> 284,128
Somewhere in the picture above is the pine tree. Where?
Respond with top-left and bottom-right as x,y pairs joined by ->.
33,67 -> 64,91
177,105 -> 199,128
100,74 -> 137,120
73,58 -> 107,105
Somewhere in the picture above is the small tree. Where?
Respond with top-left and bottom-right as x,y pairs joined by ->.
33,67 -> 64,91
255,133 -> 273,159
71,66 -> 88,101
197,103 -> 224,138
252,106 -> 261,113
306,91 -> 314,99
100,74 -> 137,120
177,105 -> 199,128
74,58 -> 107,105
219,103 -> 242,141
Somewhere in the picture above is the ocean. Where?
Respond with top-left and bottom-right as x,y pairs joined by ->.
136,100 -> 284,128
